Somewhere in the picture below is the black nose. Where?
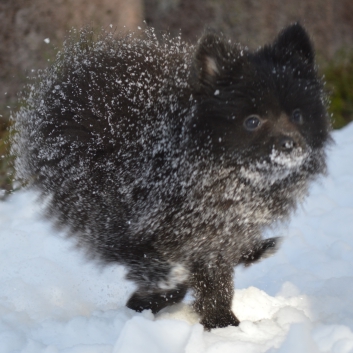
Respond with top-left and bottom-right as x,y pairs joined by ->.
278,136 -> 296,152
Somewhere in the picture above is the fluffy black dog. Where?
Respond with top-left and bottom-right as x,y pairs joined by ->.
13,23 -> 331,330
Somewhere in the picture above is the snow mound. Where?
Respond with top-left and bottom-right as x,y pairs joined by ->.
1,123 -> 353,352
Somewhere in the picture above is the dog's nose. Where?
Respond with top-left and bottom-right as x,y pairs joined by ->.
278,136 -> 296,152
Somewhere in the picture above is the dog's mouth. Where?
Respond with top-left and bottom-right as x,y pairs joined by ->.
238,146 -> 310,186
267,146 -> 308,169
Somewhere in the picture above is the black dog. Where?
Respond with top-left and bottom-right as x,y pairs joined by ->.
13,23 -> 331,330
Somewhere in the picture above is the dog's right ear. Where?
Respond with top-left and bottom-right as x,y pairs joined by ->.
191,32 -> 233,92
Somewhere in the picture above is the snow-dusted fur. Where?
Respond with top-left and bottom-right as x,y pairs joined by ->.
12,24 -> 331,329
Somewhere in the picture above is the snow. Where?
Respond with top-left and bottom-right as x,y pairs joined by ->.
1,122 -> 353,352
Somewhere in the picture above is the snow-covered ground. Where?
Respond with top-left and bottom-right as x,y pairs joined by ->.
1,123 -> 353,353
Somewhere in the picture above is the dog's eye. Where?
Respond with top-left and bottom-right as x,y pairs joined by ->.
244,115 -> 261,131
291,109 -> 303,124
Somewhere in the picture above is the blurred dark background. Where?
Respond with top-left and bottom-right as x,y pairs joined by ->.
1,0 -> 353,195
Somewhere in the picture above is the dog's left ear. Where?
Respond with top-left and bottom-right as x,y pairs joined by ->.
273,23 -> 314,65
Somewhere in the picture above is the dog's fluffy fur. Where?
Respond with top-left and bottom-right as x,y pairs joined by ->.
13,23 -> 331,329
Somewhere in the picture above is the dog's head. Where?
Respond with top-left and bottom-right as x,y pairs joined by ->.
190,23 -> 331,182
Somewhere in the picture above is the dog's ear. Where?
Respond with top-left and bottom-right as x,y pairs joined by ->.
191,32 -> 240,92
273,23 -> 314,65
